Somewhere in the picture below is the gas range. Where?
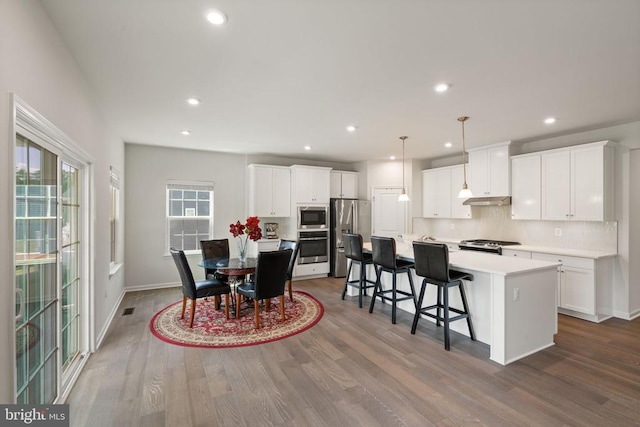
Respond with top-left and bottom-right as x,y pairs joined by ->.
458,239 -> 521,255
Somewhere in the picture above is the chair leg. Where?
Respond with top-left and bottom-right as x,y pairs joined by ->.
288,279 -> 294,302
368,267 -> 382,313
436,286 -> 442,327
411,279 -> 428,334
181,295 -> 187,319
254,299 -> 260,329
214,295 -> 221,310
342,261 -> 353,301
406,270 -> 417,310
189,299 -> 196,328
280,295 -> 285,321
224,293 -> 230,319
358,261 -> 365,308
459,282 -> 476,341
443,286 -> 450,351
265,298 -> 271,312
391,271 -> 397,324
235,293 -> 241,318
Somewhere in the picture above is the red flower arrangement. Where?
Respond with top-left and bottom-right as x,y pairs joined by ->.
229,216 -> 262,261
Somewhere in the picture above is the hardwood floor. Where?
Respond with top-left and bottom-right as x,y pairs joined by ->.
67,277 -> 640,426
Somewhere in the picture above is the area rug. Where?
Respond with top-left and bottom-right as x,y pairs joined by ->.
150,291 -> 324,348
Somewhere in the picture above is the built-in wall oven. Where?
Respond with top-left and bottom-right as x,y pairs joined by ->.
297,230 -> 329,264
298,206 -> 328,229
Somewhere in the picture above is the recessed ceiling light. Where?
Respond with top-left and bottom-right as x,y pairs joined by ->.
346,125 -> 357,132
544,117 -> 557,125
186,98 -> 201,106
434,83 -> 450,93
181,130 -> 191,136
304,145 -> 312,151
444,142 -> 453,148
389,155 -> 396,160
206,9 -> 227,25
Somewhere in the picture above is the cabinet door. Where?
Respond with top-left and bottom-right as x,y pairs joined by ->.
511,155 -> 541,220
571,146 -> 604,221
450,165 -> 471,218
541,150 -> 571,220
488,145 -> 510,196
271,167 -> 291,216
311,169 -> 331,203
340,173 -> 358,198
330,172 -> 342,198
469,150 -> 489,196
422,169 -> 450,218
251,167 -> 275,217
294,167 -> 314,203
561,267 -> 596,315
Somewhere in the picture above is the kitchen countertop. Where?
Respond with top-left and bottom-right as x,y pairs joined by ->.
402,235 -> 617,260
365,242 -> 561,277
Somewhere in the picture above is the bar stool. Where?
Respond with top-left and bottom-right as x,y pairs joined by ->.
411,241 -> 475,351
341,233 -> 376,308
368,236 -> 417,324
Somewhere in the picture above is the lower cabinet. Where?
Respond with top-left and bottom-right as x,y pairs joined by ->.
531,252 -> 612,322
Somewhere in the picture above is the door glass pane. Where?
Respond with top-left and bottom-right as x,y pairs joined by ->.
15,135 -> 58,404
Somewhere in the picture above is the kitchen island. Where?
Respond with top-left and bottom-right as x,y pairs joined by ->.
354,242 -> 561,365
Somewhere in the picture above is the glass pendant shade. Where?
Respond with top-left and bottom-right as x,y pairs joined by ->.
398,190 -> 410,202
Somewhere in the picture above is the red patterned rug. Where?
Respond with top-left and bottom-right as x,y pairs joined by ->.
150,291 -> 324,348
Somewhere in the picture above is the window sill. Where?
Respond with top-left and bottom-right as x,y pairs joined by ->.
109,262 -> 123,278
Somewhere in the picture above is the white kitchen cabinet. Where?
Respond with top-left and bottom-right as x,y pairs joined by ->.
257,239 -> 280,252
511,154 -> 541,220
541,141 -> 614,221
330,171 -> 358,199
247,164 -> 291,217
468,141 -> 511,197
422,165 -> 471,219
291,165 -> 331,204
531,252 -> 613,322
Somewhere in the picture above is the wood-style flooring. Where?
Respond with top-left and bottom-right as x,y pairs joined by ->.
67,277 -> 640,426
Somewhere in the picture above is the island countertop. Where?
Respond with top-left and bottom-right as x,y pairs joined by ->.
364,242 -> 561,276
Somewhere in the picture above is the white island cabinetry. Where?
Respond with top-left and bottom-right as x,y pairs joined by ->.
354,243 -> 559,365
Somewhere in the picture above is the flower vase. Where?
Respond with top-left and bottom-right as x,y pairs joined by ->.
237,237 -> 248,263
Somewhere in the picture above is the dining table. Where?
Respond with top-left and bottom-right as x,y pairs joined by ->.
198,257 -> 258,316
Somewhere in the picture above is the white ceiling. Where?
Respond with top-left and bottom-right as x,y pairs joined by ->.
41,0 -> 640,164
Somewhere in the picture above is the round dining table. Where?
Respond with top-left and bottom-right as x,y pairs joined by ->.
198,257 -> 257,278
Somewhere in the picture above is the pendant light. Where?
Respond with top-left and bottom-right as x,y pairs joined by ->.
457,116 -> 473,199
398,136 -> 410,202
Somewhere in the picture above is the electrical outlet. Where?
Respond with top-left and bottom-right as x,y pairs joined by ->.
450,223 -> 455,230
513,288 -> 520,301
555,228 -> 562,236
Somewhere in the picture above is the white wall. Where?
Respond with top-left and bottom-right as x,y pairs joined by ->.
0,0 -> 125,402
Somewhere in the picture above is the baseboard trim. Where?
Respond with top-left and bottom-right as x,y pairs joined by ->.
95,288 -> 126,350
124,281 -> 181,292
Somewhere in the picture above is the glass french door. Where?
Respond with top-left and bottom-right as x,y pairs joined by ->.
15,133 -> 83,404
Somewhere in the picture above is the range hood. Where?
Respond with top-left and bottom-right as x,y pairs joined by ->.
462,196 -> 511,206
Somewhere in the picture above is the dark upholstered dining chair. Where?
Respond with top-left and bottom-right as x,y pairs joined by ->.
170,248 -> 231,327
235,249 -> 292,329
278,239 -> 300,302
200,239 -> 230,281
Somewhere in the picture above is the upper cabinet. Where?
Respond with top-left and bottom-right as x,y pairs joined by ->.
541,141 -> 614,221
330,171 -> 358,199
247,164 -> 291,217
422,165 -> 471,219
468,141 -> 512,197
290,165 -> 331,204
511,154 -> 542,220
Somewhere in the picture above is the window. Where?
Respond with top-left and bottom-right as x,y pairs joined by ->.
109,167 -> 120,267
166,181 -> 214,254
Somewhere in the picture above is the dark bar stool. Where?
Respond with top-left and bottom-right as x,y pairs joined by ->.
368,236 -> 417,324
411,241 -> 475,350
341,233 -> 376,308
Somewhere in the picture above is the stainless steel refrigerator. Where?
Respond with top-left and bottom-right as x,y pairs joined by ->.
330,198 -> 371,277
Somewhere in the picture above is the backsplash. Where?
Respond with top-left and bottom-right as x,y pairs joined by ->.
412,205 -> 618,253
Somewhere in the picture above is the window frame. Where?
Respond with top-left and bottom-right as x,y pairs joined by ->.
109,166 -> 122,275
165,180 -> 214,256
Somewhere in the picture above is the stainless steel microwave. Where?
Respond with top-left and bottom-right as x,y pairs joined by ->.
297,206 -> 328,229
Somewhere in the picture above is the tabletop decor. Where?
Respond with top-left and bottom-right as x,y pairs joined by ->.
229,216 -> 263,262
150,291 -> 323,348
